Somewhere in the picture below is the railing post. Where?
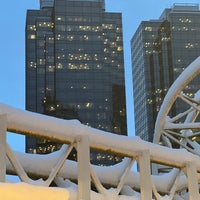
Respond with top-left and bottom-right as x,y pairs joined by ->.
186,161 -> 200,200
138,150 -> 152,200
77,135 -> 91,200
0,114 -> 7,182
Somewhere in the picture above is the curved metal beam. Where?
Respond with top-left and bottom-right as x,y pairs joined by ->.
154,56 -> 200,144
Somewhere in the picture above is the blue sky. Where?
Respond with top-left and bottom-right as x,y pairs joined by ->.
1,0 -> 199,152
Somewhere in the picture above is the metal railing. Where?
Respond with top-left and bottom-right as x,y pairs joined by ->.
1,105 -> 200,199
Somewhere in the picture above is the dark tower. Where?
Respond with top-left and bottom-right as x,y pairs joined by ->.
26,0 -> 127,165
131,3 -> 200,142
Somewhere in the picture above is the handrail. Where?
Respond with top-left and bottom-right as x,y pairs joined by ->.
1,103 -> 200,170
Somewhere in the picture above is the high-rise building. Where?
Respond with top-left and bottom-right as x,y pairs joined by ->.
25,0 -> 127,165
131,3 -> 200,142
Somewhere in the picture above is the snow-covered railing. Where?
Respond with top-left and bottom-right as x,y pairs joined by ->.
1,103 -> 200,169
1,103 -> 200,199
1,54 -> 200,200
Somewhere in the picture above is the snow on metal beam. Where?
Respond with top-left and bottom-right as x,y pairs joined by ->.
0,103 -> 200,171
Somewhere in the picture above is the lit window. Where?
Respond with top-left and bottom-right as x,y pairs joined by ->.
48,65 -> 54,72
104,38 -> 109,44
96,64 -> 102,69
110,42 -> 117,47
57,63 -> 63,69
116,27 -> 122,32
83,35 -> 89,40
104,48 -> 108,53
145,26 -> 152,31
117,46 -> 123,51
28,25 -> 36,31
49,106 -> 55,111
179,18 -> 192,23
85,102 -> 93,108
94,54 -> 98,61
39,59 -> 45,65
185,43 -> 194,49
30,34 -> 36,39
67,35 -> 74,41
28,61 -> 36,68
79,25 -> 91,31
102,24 -> 114,29
92,26 -> 100,32
116,36 -> 121,42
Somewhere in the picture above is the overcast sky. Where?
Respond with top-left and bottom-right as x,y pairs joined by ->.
1,0 -> 199,151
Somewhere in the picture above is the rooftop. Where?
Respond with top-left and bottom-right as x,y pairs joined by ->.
172,3 -> 199,11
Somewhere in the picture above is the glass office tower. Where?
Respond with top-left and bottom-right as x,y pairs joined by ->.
25,0 -> 127,165
131,3 -> 200,142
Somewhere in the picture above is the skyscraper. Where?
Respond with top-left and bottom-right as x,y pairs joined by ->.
131,3 -> 200,142
25,0 -> 127,165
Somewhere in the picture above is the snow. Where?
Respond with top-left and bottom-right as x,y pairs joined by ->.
5,148 -> 198,195
1,102 -> 200,170
0,104 -> 200,200
0,182 -> 141,200
0,182 -> 70,200
0,100 -> 199,199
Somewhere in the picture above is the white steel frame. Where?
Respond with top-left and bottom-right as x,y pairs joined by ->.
1,57 -> 200,199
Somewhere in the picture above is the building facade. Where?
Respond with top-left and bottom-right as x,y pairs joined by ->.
26,0 -> 127,165
131,3 -> 200,142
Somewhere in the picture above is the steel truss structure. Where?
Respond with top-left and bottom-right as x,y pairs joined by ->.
1,57 -> 200,199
